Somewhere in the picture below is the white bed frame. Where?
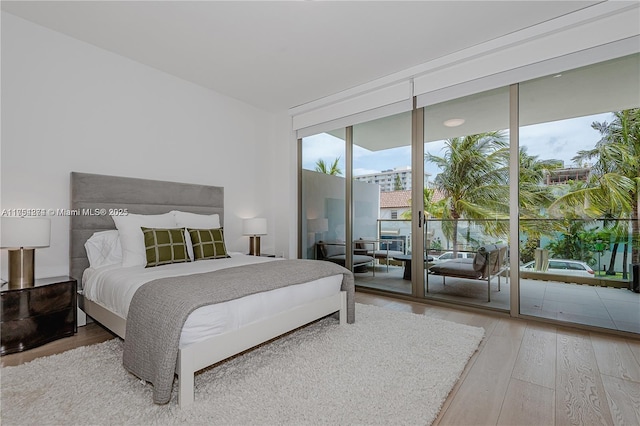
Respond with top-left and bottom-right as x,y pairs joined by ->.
79,289 -> 347,407
71,172 -> 350,408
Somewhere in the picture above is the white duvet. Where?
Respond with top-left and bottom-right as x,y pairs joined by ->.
82,253 -> 343,348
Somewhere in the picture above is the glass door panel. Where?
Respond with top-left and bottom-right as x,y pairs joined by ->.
352,111 -> 414,294
519,54 -> 639,333
423,87 -> 511,311
301,129 -> 346,264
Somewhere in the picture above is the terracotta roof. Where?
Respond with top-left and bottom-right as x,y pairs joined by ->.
431,189 -> 446,203
380,189 -> 446,208
380,190 -> 411,208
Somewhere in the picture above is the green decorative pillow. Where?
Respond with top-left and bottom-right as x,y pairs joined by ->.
141,227 -> 190,268
188,228 -> 229,260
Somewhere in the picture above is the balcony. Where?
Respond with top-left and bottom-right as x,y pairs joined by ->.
354,218 -> 639,334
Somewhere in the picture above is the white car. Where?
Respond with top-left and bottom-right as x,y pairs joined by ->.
521,259 -> 595,277
434,251 -> 475,262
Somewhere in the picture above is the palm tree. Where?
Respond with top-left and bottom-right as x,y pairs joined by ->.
518,148 -> 560,243
315,157 -> 342,176
401,187 -> 446,220
426,132 -> 509,254
518,149 -> 559,214
422,187 -> 446,219
409,141 -> 557,257
553,109 -> 639,273
596,215 -> 630,276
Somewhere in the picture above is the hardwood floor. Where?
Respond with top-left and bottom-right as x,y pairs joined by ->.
1,322 -> 116,367
354,293 -> 640,426
2,293 -> 639,425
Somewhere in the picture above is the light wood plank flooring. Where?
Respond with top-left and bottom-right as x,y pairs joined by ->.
1,322 -> 115,367
2,293 -> 639,425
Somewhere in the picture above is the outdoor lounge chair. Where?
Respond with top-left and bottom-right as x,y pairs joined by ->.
316,241 -> 376,275
355,238 -> 405,272
428,244 -> 508,302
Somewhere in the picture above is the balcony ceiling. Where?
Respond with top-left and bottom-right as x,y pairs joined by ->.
1,1 -> 603,112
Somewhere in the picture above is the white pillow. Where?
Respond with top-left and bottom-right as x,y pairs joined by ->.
84,230 -> 122,268
172,211 -> 220,228
112,212 -> 177,267
172,211 -> 221,261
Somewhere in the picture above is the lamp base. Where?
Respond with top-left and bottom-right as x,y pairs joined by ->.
249,236 -> 261,256
8,248 -> 36,289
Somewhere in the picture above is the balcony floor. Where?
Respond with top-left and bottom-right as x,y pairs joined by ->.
355,264 -> 640,334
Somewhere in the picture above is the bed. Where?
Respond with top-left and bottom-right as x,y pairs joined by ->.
70,172 -> 354,408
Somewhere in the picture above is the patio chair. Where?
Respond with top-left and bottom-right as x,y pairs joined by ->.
355,238 -> 405,272
428,244 -> 509,302
316,241 -> 376,275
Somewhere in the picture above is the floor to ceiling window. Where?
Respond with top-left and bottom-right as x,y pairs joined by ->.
352,111 -> 413,294
300,129 -> 346,263
518,53 -> 640,333
423,87 -> 511,311
297,53 -> 638,335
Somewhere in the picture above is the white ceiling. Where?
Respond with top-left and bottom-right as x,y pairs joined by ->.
1,1 -> 602,112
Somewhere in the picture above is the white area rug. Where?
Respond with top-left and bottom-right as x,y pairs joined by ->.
1,304 -> 484,425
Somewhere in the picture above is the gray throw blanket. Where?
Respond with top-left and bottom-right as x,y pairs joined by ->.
122,259 -> 354,404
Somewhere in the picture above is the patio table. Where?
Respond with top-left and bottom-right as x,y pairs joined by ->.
393,254 -> 434,280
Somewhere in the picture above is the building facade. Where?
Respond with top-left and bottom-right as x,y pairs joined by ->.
354,167 -> 429,192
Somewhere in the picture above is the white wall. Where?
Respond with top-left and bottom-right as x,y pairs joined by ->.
1,13 -> 289,279
267,111 -> 296,260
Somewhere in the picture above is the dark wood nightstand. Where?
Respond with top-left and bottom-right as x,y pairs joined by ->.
1,276 -> 77,356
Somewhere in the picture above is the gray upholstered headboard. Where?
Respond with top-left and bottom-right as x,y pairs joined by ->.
70,172 -> 224,284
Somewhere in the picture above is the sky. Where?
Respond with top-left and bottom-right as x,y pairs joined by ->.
301,112 -> 614,182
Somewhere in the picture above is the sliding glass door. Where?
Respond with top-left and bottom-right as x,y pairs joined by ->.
518,54 -> 640,333
423,87 -> 511,311
299,110 -> 425,294
300,128 -> 346,262
298,53 -> 639,335
352,111 -> 414,294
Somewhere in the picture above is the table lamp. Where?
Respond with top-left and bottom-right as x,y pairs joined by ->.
307,218 -> 328,242
307,218 -> 328,234
243,218 -> 267,256
1,217 -> 51,289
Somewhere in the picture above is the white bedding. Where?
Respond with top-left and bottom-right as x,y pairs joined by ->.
82,253 -> 343,348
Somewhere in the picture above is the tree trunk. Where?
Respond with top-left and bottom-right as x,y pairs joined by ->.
452,219 -> 459,257
622,243 -> 629,280
633,200 -> 639,264
451,209 -> 460,257
606,243 -> 618,275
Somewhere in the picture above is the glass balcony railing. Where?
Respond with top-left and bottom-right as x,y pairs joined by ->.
374,217 -> 637,287
520,218 -> 637,288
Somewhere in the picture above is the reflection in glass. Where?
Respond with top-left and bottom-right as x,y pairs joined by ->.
301,129 -> 345,261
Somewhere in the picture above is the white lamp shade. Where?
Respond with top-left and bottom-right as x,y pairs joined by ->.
1,217 -> 51,249
308,218 -> 328,233
243,218 -> 267,236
